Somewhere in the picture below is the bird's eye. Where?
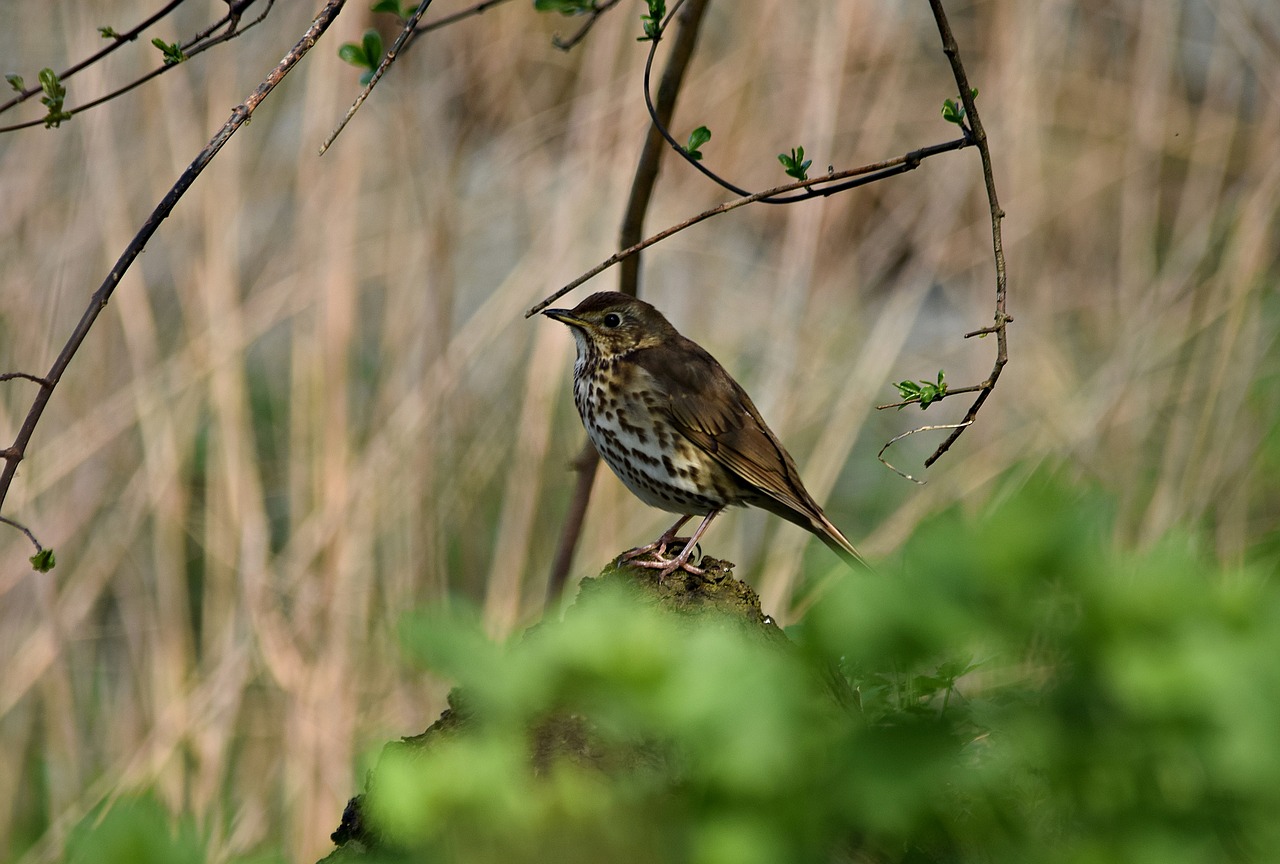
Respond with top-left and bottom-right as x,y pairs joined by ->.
602,313 -> 622,328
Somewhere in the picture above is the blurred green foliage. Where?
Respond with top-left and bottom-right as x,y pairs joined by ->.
72,475 -> 1280,863
66,794 -> 204,864
330,474 -> 1280,863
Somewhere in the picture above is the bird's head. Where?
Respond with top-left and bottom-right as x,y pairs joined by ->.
542,292 -> 676,361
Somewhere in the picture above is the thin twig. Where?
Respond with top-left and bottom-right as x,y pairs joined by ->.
0,372 -> 52,386
877,422 -> 972,484
186,0 -> 260,44
544,0 -> 711,605
544,445 -> 600,606
319,0 -> 435,155
963,319 -> 1010,339
0,514 -> 46,555
184,0 -> 277,57
415,0 -> 516,35
552,0 -> 624,51
0,0 -> 348,514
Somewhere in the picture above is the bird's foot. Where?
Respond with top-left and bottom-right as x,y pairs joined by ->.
624,539 -> 704,579
618,513 -> 715,580
621,535 -> 691,563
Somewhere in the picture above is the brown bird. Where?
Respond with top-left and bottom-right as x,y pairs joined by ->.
543,291 -> 867,577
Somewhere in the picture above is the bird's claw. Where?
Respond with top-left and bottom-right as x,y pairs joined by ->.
620,535 -> 690,561
621,538 -> 704,579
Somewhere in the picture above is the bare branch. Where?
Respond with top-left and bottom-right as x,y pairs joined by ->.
416,0 -> 516,35
964,319 -> 1011,339
0,372 -> 52,387
0,514 -> 47,556
877,422 -> 973,484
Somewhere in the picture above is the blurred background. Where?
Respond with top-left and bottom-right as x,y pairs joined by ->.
1,0 -> 1277,860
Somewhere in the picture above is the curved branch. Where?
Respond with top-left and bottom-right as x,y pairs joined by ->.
639,0 -> 972,205
877,422 -> 972,484
0,514 -> 47,556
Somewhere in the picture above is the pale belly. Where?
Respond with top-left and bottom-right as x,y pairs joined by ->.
574,372 -> 728,515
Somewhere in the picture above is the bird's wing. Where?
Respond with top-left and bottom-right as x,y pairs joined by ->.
633,337 -> 821,520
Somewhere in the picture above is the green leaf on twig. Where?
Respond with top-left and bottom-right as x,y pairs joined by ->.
151,37 -> 186,65
338,29 -> 384,85
684,125 -> 711,161
37,68 -> 72,127
30,548 -> 56,573
534,0 -> 597,13
637,0 -> 665,42
778,146 -> 812,181
942,88 -> 978,125
893,370 -> 948,410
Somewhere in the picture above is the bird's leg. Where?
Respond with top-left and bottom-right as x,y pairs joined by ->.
621,515 -> 693,562
630,510 -> 721,579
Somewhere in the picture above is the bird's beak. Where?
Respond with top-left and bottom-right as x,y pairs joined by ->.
542,308 -> 584,328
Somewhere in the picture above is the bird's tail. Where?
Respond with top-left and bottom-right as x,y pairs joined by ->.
812,512 -> 872,571
753,488 -> 872,571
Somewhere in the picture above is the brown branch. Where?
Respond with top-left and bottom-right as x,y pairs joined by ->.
917,0 -> 1010,469
415,0 -> 516,35
525,136 -> 965,318
963,318 -> 1011,338
544,0 -> 711,605
183,0 -> 277,57
0,0 -> 348,516
0,372 -> 52,386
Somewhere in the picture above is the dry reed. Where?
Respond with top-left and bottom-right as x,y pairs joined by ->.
1,0 -> 1277,860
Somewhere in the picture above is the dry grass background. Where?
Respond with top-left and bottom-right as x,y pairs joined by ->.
1,0 -> 1277,860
